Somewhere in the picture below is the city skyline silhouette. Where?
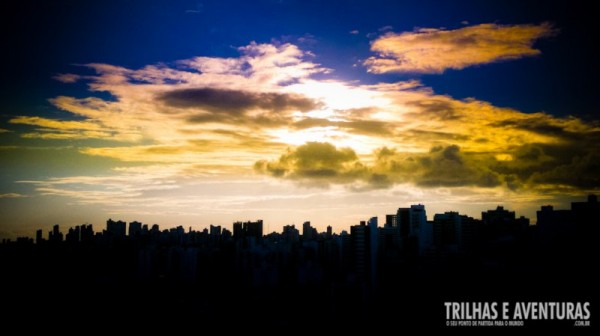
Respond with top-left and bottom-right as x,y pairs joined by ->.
2,194 -> 596,331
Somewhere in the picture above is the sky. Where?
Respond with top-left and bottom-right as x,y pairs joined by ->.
1,0 -> 598,238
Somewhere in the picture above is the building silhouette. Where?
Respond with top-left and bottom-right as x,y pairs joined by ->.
350,221 -> 371,282
48,224 -> 63,243
129,221 -> 142,237
106,219 -> 126,237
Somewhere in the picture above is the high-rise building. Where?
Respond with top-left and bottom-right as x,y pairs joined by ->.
433,212 -> 480,254
535,195 -> 598,247
367,216 -> 378,285
81,224 -> 94,242
482,206 -> 528,240
396,208 -> 410,238
66,226 -> 80,243
350,221 -> 370,282
385,214 -> 397,228
458,215 -> 481,254
35,229 -> 43,244
397,204 -> 431,255
379,226 -> 401,255
48,224 -> 63,243
129,221 -> 142,237
302,221 -> 313,241
233,222 -> 243,239
433,212 -> 459,253
221,228 -> 232,240
246,220 -> 263,239
571,194 -> 599,236
210,225 -> 222,237
106,219 -> 126,237
235,220 -> 263,240
283,225 -> 300,242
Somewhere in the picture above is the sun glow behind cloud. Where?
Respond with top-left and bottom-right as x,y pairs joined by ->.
3,26 -> 599,235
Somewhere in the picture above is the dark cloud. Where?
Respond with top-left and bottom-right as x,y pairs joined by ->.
415,145 -> 501,187
489,114 -> 600,143
160,88 -> 317,113
345,120 -> 392,136
254,142 -> 367,185
293,118 -> 336,129
337,107 -> 379,118
255,143 -> 502,189
402,129 -> 471,142
405,98 -> 462,121
256,139 -> 600,192
530,151 -> 600,189
372,145 -> 502,188
292,118 -> 392,136
490,117 -> 589,141
491,142 -> 600,190
159,88 -> 318,125
485,114 -> 600,190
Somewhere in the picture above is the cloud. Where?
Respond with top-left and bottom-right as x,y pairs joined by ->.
159,87 -> 318,125
0,193 -> 27,199
365,23 -> 555,73
489,115 -> 598,141
349,30 -> 359,35
179,42 -> 327,88
53,73 -> 81,83
255,143 -> 503,189
9,116 -> 120,140
10,42 -> 326,146
529,150 -> 599,189
490,142 -> 600,190
372,145 -> 502,188
292,117 -> 392,136
297,33 -> 317,45
9,116 -> 104,131
6,40 -> 598,204
255,142 -> 367,185
0,128 -> 10,133
256,137 -> 600,192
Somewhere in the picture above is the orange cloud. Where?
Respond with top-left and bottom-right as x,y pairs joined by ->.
365,23 -> 555,74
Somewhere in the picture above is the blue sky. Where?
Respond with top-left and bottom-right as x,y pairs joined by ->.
4,0 -> 597,116
1,0 -> 598,238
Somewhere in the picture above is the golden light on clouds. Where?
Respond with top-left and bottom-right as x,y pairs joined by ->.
6,38 -> 599,219
365,23 -> 555,73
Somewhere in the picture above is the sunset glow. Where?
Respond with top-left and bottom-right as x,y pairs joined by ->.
1,0 -> 598,239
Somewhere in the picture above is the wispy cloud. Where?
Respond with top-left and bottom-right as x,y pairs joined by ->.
0,193 -> 27,198
9,116 -> 114,140
365,23 -> 555,74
